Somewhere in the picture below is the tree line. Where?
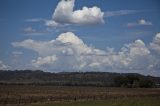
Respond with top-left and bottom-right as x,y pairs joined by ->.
0,70 -> 159,88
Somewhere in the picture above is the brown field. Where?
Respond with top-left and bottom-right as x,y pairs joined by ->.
0,85 -> 160,106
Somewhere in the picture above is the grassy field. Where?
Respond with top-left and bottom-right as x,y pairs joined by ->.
29,96 -> 160,106
0,85 -> 160,106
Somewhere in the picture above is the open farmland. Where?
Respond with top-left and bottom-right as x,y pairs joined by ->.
0,85 -> 160,106
29,97 -> 160,106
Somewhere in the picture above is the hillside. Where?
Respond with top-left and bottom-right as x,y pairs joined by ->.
0,70 -> 160,87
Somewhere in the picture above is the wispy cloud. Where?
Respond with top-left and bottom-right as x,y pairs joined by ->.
23,27 -> 50,36
104,10 -> 150,17
25,18 -> 45,22
12,51 -> 23,55
127,19 -> 152,27
12,51 -> 23,57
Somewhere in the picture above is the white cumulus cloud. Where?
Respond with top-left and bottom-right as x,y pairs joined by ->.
56,32 -> 84,45
52,0 -> 104,25
12,32 -> 105,56
12,32 -> 160,74
150,33 -> 160,55
0,61 -> 10,70
45,20 -> 59,27
32,55 -> 57,68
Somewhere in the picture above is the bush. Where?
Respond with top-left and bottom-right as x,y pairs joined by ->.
139,79 -> 154,88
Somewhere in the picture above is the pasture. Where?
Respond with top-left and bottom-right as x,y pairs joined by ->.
0,85 -> 160,106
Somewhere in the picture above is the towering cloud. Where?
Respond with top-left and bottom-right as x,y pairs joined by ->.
150,33 -> 160,55
52,0 -> 104,25
12,32 -> 160,74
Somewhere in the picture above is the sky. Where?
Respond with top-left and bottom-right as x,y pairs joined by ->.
0,0 -> 160,76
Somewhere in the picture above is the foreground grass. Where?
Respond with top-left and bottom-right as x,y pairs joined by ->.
26,96 -> 160,106
1,85 -> 160,106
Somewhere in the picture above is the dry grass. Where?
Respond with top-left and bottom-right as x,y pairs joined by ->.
0,85 -> 160,106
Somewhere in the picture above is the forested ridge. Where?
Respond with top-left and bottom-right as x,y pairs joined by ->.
0,70 -> 160,87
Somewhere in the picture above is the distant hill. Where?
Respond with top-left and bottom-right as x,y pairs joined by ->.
0,70 -> 160,87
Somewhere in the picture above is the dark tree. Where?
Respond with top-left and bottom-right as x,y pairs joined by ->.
139,79 -> 154,88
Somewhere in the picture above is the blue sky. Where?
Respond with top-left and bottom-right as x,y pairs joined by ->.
0,0 -> 160,76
